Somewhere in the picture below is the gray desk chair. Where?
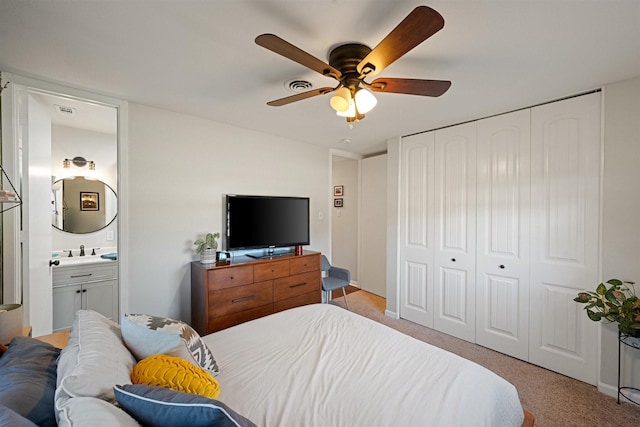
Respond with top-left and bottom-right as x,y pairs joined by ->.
321,255 -> 350,310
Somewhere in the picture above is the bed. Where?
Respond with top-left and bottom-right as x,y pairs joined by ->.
205,303 -> 532,426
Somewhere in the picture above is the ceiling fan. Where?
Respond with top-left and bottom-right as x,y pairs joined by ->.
255,5 -> 451,123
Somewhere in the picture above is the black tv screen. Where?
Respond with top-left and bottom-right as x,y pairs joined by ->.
226,195 -> 310,250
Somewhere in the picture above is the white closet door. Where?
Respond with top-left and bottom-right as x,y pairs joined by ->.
529,92 -> 600,385
434,122 -> 477,342
399,132 -> 435,327
476,110 -> 531,360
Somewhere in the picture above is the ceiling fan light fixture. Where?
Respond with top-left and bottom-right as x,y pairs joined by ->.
330,87 -> 351,112
354,88 -> 377,114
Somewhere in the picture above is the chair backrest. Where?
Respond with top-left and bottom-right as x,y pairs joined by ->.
321,255 -> 331,272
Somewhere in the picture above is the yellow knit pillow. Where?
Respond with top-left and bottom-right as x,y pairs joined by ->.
131,354 -> 220,399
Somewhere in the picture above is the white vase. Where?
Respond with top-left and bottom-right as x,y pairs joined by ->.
200,248 -> 216,264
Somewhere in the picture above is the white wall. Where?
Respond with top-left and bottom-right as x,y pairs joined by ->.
127,103 -> 330,321
600,75 -> 640,392
385,138 -> 401,317
331,157 -> 358,281
359,154 -> 387,297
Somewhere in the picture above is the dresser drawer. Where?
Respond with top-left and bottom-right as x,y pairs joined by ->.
274,291 -> 320,313
273,271 -> 320,301
207,265 -> 253,290
254,259 -> 290,281
289,254 -> 320,275
208,305 -> 274,333
209,280 -> 273,317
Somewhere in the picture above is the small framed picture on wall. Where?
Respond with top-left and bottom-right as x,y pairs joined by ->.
334,185 -> 344,196
334,198 -> 343,208
80,192 -> 99,211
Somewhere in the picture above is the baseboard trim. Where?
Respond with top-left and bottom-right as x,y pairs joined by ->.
385,310 -> 399,319
598,381 -> 618,399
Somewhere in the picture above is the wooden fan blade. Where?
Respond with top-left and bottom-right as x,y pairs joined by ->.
256,34 -> 342,79
266,87 -> 335,107
369,78 -> 451,97
357,6 -> 444,77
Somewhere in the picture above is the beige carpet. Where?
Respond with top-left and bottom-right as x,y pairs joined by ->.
329,290 -> 640,427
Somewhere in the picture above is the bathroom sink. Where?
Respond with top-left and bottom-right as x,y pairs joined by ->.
54,256 -> 116,266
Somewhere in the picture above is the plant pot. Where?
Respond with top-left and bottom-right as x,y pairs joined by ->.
200,248 -> 216,265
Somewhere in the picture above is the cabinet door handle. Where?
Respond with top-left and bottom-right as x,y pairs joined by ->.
232,295 -> 255,303
499,264 -> 505,269
82,289 -> 87,293
76,290 -> 81,293
451,258 -> 456,262
70,273 -> 92,278
290,283 -> 306,289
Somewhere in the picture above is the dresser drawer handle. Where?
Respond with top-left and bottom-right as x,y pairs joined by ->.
289,283 -> 306,289
70,273 -> 92,278
232,295 -> 255,303
229,276 -> 234,280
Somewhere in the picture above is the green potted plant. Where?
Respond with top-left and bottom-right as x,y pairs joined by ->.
194,232 -> 220,264
574,279 -> 640,337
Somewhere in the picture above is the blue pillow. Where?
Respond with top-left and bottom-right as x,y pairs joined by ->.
0,336 -> 60,427
114,384 -> 256,427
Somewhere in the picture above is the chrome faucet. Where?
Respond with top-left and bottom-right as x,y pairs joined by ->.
80,245 -> 85,256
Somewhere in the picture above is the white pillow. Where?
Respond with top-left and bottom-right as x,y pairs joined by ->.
57,396 -> 139,427
55,310 -> 137,415
121,314 -> 219,376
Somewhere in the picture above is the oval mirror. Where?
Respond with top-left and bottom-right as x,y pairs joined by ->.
52,176 -> 117,234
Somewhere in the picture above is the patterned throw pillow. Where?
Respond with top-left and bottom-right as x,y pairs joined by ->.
131,354 -> 220,399
121,314 -> 219,376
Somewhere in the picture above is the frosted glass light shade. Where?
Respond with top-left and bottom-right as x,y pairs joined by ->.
336,99 -> 356,117
354,88 -> 377,114
330,87 -> 352,112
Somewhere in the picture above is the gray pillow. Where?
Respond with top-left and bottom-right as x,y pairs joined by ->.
0,336 -> 60,427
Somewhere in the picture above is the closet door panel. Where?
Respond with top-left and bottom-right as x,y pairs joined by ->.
399,132 -> 435,327
476,109 -> 530,360
529,92 -> 600,385
434,122 -> 477,342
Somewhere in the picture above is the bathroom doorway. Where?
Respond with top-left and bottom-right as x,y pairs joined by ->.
1,74 -> 126,336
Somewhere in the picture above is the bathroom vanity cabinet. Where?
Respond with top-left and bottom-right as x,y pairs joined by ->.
52,261 -> 118,332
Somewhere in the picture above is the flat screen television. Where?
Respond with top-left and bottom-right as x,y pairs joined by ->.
225,195 -> 310,251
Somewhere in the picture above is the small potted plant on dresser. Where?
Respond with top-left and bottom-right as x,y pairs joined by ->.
574,279 -> 640,338
194,232 -> 220,265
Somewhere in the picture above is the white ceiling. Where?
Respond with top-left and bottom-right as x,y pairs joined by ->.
1,0 -> 639,156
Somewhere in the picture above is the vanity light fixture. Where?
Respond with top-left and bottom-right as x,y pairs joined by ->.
63,156 -> 96,170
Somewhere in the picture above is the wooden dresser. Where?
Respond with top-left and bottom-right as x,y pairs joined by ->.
190,251 -> 321,335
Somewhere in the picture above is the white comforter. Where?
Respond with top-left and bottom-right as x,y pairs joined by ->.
204,304 -> 524,427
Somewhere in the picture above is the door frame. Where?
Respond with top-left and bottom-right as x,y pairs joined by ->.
1,72 -> 129,332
